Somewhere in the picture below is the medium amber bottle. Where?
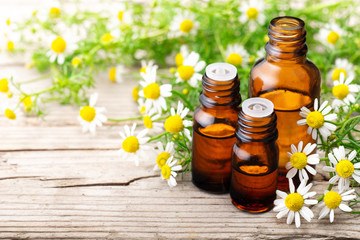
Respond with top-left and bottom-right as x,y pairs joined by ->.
230,98 -> 279,213
192,63 -> 241,193
249,16 -> 321,190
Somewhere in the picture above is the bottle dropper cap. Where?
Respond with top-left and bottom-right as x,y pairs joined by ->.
205,63 -> 237,81
242,97 -> 274,118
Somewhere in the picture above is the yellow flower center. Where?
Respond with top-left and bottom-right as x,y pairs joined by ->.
143,83 -> 160,100
101,33 -> 114,43
290,152 -> 308,170
164,115 -> 184,133
139,106 -> 146,115
49,7 -> 61,18
139,67 -> 146,74
109,67 -> 116,82
7,41 -> 14,51
80,106 -> 96,122
71,57 -> 81,67
306,111 -> 324,129
118,11 -> 124,21
327,31 -> 340,45
5,109 -> 16,120
332,84 -> 349,100
246,7 -> 259,20
336,159 -> 354,178
332,68 -> 346,81
179,19 -> 194,33
285,193 -> 304,212
175,53 -> 183,67
157,152 -> 171,168
178,65 -> 194,81
161,164 -> 171,179
132,87 -> 139,101
0,78 -> 9,93
122,136 -> 139,153
51,36 -> 66,54
32,10 -> 37,17
143,116 -> 153,129
6,18 -> 10,26
324,191 -> 342,209
182,88 -> 189,95
21,96 -> 33,111
226,53 -> 243,66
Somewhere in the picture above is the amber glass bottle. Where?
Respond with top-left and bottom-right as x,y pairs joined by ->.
192,63 -> 241,193
249,16 -> 321,190
230,98 -> 279,213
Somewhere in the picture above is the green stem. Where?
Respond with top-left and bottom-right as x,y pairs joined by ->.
31,86 -> 57,96
148,132 -> 167,142
108,116 -> 142,122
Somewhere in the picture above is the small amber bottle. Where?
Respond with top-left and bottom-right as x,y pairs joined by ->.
230,97 -> 279,213
192,63 -> 241,193
249,17 -> 321,190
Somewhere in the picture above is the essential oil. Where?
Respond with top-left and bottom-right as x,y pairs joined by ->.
230,98 -> 279,213
249,16 -> 321,190
192,63 -> 241,193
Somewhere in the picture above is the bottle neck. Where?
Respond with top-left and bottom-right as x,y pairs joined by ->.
236,111 -> 278,143
265,16 -> 307,63
199,73 -> 241,109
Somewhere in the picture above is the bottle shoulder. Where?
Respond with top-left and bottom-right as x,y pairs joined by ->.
193,106 -> 239,128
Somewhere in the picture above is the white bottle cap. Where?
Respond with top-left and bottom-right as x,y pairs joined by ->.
242,97 -> 274,118
205,63 -> 237,81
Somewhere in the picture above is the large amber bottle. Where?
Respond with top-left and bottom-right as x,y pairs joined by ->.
192,63 -> 241,193
249,17 -> 321,189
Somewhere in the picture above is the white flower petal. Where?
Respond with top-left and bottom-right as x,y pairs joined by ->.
287,211 -> 295,225
305,165 -> 317,176
329,175 -> 340,184
339,203 -> 352,212
295,211 -> 301,228
276,190 -> 288,199
318,206 -> 330,220
330,209 -> 334,223
276,209 -> 289,219
286,168 -> 297,179
348,150 -> 357,161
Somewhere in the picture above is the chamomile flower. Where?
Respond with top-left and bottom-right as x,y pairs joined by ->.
154,142 -> 175,170
140,60 -> 156,74
286,141 -> 320,181
169,11 -> 199,37
297,98 -> 337,140
175,51 -> 205,87
78,93 -> 107,135
318,189 -> 356,223
137,98 -> 147,115
225,44 -> 249,67
322,146 -> 359,192
161,156 -> 182,187
3,104 -> 22,121
317,23 -> 345,48
109,3 -> 133,26
132,86 -> 140,102
100,30 -> 120,44
332,73 -> 359,112
175,45 -> 190,67
118,123 -> 151,166
274,179 -> 317,228
0,77 -> 15,98
109,65 -> 125,83
36,1 -> 62,22
329,58 -> 355,81
238,0 -> 266,31
46,35 -> 77,65
138,66 -> 172,113
164,101 -> 192,141
142,108 -> 163,133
